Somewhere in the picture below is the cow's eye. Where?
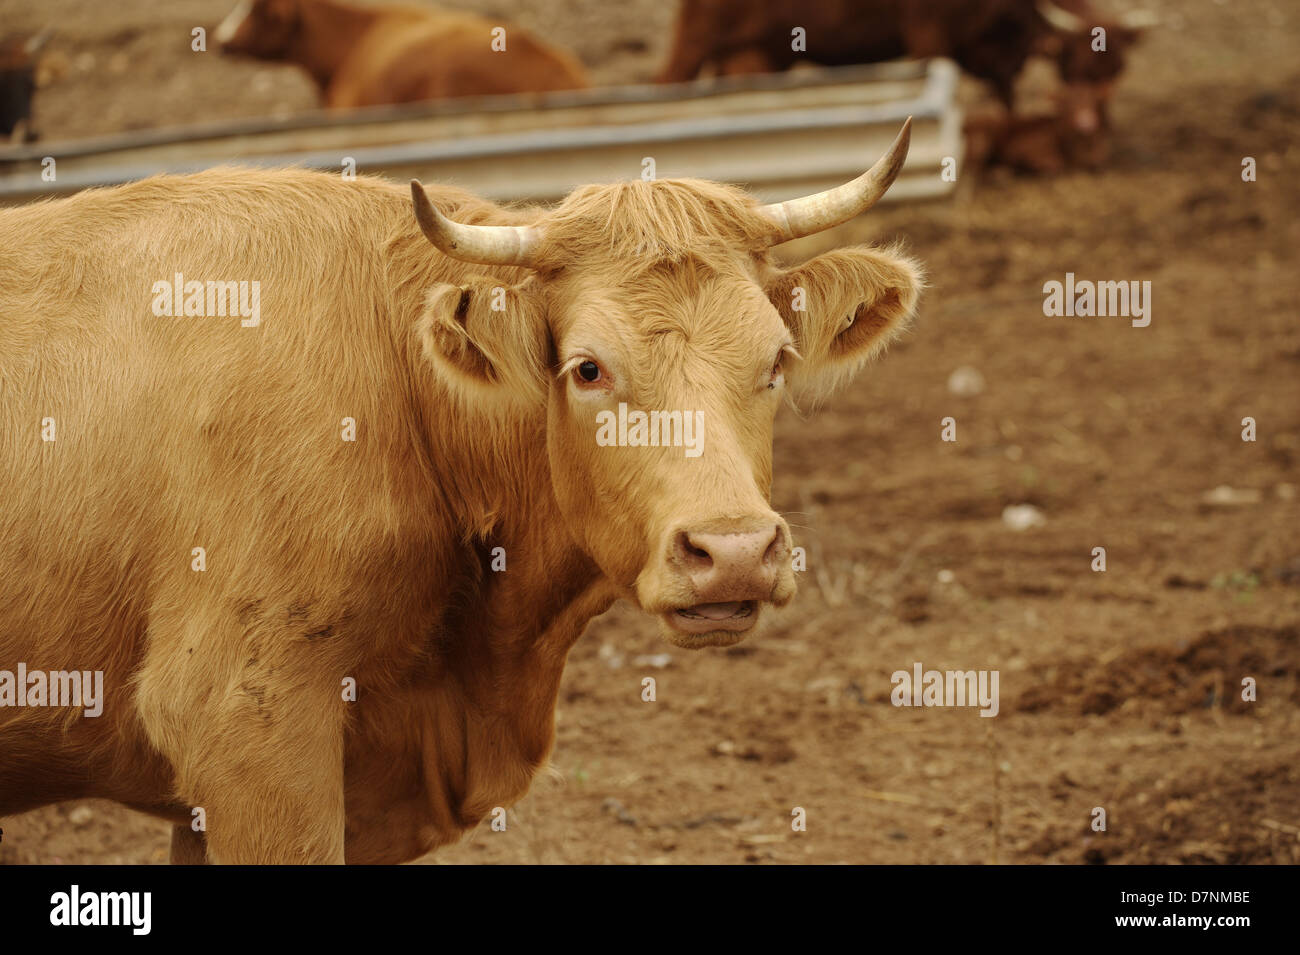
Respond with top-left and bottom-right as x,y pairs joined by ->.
766,344 -> 798,391
575,360 -> 602,384
767,357 -> 785,390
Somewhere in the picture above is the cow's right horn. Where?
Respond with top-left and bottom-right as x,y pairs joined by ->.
410,181 -> 542,268
1037,0 -> 1089,33
758,117 -> 911,243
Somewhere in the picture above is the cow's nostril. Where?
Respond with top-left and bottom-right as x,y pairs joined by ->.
762,525 -> 783,566
668,522 -> 789,605
676,531 -> 713,567
675,525 -> 785,576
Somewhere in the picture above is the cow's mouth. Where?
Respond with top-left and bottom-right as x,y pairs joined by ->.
662,600 -> 758,645
675,600 -> 756,631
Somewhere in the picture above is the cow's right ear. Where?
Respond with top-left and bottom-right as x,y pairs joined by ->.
418,278 -> 550,408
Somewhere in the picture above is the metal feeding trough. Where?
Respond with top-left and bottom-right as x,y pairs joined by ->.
0,59 -> 961,206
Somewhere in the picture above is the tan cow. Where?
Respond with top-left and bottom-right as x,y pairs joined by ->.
0,123 -> 921,863
215,0 -> 588,109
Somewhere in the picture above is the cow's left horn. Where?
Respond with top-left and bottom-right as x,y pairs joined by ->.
410,180 -> 542,268
758,117 -> 911,243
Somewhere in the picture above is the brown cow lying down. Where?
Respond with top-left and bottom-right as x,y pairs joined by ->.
964,89 -> 1111,175
216,0 -> 588,108
0,124 -> 922,863
964,110 -> 1072,175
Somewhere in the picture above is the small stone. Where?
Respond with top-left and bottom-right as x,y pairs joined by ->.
1201,485 -> 1261,507
1001,504 -> 1046,531
68,806 -> 94,827
947,366 -> 985,397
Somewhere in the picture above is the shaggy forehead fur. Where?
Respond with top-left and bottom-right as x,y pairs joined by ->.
533,177 -> 783,276
532,178 -> 793,388
561,261 -> 787,376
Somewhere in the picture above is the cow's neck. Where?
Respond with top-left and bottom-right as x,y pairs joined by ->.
351,394 -> 613,852
412,379 -> 616,825
289,0 -> 386,90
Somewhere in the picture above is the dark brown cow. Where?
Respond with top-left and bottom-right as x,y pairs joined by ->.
1034,0 -> 1149,139
216,0 -> 588,108
658,0 -> 1148,119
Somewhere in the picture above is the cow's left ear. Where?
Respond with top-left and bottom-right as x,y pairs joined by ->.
765,246 -> 923,400
418,276 -> 551,408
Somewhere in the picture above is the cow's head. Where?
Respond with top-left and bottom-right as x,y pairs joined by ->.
215,0 -> 300,59
409,122 -> 922,648
1036,1 -> 1154,136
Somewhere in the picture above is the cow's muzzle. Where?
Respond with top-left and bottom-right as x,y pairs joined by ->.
646,518 -> 796,647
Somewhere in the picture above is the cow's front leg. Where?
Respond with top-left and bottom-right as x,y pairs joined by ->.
138,622 -> 349,864
169,824 -> 208,864
185,681 -> 346,864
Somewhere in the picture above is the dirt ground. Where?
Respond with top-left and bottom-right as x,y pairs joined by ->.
0,0 -> 1297,864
